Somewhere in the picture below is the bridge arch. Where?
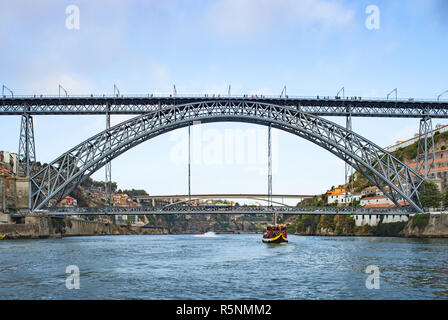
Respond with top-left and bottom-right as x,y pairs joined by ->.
30,100 -> 425,212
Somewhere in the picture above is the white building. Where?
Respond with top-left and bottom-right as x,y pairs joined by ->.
0,151 -> 18,175
352,214 -> 409,227
360,195 -> 394,207
114,214 -> 142,226
361,186 -> 384,197
115,215 -> 128,225
327,191 -> 361,205
384,123 -> 448,153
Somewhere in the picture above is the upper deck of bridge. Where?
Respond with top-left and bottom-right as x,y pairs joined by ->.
1,93 -> 448,117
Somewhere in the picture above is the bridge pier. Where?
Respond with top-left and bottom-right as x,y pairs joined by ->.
267,124 -> 272,206
18,107 -> 35,211
345,105 -> 354,205
105,104 -> 112,207
18,110 -> 36,178
417,116 -> 437,179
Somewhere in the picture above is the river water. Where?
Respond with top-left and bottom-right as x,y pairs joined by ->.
1,234 -> 447,299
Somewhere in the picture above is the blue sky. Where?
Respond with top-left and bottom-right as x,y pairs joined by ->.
1,0 -> 448,202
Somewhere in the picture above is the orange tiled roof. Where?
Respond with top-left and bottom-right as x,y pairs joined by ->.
362,195 -> 389,201
328,191 -> 345,196
408,157 -> 448,167
364,203 -> 395,208
364,200 -> 409,208
328,188 -> 346,196
363,186 -> 379,191
408,166 -> 448,175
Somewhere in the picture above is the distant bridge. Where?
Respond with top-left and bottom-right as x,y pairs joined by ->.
135,193 -> 315,206
39,205 -> 413,216
135,193 -> 315,200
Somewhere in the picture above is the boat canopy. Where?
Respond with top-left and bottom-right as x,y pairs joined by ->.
266,224 -> 287,230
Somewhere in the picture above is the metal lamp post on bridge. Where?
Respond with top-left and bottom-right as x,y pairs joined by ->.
437,90 -> 448,102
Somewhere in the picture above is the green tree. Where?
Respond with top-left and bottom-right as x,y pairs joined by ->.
352,199 -> 361,207
419,180 -> 442,209
443,188 -> 448,208
122,189 -> 148,197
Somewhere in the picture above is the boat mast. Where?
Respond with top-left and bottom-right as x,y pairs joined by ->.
268,124 -> 272,208
268,124 -> 276,226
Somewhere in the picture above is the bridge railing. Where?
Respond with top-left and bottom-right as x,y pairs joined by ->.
37,205 -> 413,215
2,93 -> 447,103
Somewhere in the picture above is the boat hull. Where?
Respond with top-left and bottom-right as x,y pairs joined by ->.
262,234 -> 288,243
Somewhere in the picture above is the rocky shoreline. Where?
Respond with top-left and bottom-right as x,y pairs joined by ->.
1,213 -> 447,240
287,213 -> 448,238
0,214 -> 267,240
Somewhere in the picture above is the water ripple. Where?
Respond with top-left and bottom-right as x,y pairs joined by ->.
0,235 -> 447,299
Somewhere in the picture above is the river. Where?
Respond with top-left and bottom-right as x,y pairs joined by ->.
1,234 -> 447,299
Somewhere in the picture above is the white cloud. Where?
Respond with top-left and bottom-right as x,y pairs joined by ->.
204,0 -> 354,37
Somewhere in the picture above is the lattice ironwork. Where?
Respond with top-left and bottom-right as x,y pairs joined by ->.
1,95 -> 448,118
41,205 -> 411,216
30,100 -> 425,212
18,112 -> 36,177
416,117 -> 437,178
105,107 -> 112,206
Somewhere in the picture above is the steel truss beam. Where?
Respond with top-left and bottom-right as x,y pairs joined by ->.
18,112 -> 36,177
41,205 -> 411,216
345,107 -> 354,205
267,124 -> 272,207
416,117 -> 437,178
105,105 -> 111,206
29,100 -> 425,212
1,96 -> 448,118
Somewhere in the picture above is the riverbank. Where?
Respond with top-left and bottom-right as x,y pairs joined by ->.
0,214 -> 267,240
1,213 -> 447,240
288,213 -> 448,238
0,215 -> 166,240
402,212 -> 448,237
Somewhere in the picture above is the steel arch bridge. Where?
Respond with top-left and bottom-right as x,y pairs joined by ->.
30,100 -> 425,212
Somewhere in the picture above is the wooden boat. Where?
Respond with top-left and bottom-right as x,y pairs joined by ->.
262,209 -> 288,243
